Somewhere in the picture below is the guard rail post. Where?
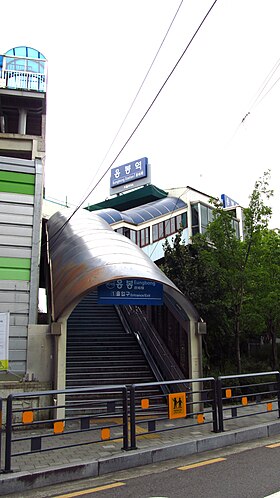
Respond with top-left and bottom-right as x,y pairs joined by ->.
276,372 -> 280,419
211,378 -> 219,433
4,394 -> 13,473
122,387 -> 129,450
216,377 -> 224,432
130,386 -> 137,450
0,397 -> 2,471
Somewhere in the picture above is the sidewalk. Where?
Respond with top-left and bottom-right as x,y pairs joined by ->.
1,407 -> 280,496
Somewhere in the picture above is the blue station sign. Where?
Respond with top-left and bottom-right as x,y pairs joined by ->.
110,157 -> 148,189
98,279 -> 163,305
221,194 -> 239,208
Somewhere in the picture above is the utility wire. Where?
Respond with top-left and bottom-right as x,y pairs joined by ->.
249,56 -> 280,110
236,56 -> 280,133
48,0 -> 219,247
78,0 -> 184,206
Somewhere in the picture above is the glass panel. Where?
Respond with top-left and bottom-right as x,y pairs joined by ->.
130,230 -> 137,243
140,227 -> 150,247
165,219 -> 171,236
201,204 -> 208,228
182,212 -> 187,228
176,214 -> 182,230
152,224 -> 159,242
191,204 -> 199,226
158,222 -> 164,239
170,217 -> 176,234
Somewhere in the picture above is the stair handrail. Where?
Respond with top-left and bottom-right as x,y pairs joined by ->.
118,305 -> 188,393
115,306 -> 168,394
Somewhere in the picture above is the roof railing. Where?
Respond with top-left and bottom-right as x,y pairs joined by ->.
0,53 -> 47,93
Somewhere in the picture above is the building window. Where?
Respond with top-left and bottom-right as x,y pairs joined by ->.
232,219 -> 240,238
152,221 -> 164,242
123,227 -> 130,238
192,203 -> 213,235
176,212 -> 187,230
165,217 -> 176,236
152,224 -> 159,242
191,204 -> 199,235
152,212 -> 187,243
129,229 -> 137,244
139,227 -> 150,247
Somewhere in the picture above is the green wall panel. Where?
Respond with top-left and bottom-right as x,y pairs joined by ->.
0,268 -> 30,280
0,257 -> 31,281
0,171 -> 35,195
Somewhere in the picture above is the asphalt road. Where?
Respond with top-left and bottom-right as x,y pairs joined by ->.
8,436 -> 280,498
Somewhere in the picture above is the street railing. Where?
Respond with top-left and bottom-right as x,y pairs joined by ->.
217,371 -> 280,432
130,377 -> 218,449
1,373 -> 280,472
4,385 -> 128,473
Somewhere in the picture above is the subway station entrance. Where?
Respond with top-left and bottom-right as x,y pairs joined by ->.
47,208 -> 204,398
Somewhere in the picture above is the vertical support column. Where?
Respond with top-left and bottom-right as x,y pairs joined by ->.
188,321 -> 203,412
18,108 -> 27,134
29,159 -> 43,325
52,320 -> 67,419
188,320 -> 203,379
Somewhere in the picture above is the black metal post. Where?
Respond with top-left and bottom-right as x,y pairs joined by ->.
211,379 -> 219,433
216,377 -> 224,432
130,386 -> 137,450
0,397 -> 2,471
122,387 -> 129,450
276,372 -> 280,419
4,395 -> 13,473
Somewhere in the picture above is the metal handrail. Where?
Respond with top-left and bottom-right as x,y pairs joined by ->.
4,385 -> 129,473
121,305 -> 187,389
217,371 -> 280,432
130,377 -> 218,449
116,306 -> 168,393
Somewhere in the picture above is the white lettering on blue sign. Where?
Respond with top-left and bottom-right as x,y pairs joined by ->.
110,157 -> 148,188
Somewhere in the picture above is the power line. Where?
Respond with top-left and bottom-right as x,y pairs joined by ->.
48,0 -> 219,246
77,0 -> 184,207
249,56 -> 280,110
237,56 -> 280,131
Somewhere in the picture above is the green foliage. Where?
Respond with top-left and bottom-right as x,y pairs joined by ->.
162,171 -> 279,374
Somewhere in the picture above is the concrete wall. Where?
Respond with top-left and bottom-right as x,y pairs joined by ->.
26,324 -> 52,383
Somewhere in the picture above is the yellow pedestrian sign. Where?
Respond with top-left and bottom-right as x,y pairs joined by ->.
168,392 -> 187,419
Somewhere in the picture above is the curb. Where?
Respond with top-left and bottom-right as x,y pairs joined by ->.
1,421 -> 280,495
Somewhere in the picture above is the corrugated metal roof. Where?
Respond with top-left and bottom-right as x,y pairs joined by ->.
47,208 -> 200,322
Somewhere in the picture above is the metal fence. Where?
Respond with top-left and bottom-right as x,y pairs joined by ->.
3,385 -> 128,473
1,373 -> 280,473
130,377 -> 218,449
216,371 -> 280,432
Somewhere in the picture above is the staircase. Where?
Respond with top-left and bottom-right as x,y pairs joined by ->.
66,291 -> 164,415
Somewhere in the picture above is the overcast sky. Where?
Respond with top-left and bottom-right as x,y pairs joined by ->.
2,0 -> 280,228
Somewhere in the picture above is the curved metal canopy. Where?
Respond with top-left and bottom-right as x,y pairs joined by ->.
47,209 -> 200,322
95,196 -> 186,225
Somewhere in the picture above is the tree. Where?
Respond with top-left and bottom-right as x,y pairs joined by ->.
248,229 -> 280,369
162,171 -> 274,374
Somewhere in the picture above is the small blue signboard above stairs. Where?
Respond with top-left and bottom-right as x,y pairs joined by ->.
98,279 -> 163,305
